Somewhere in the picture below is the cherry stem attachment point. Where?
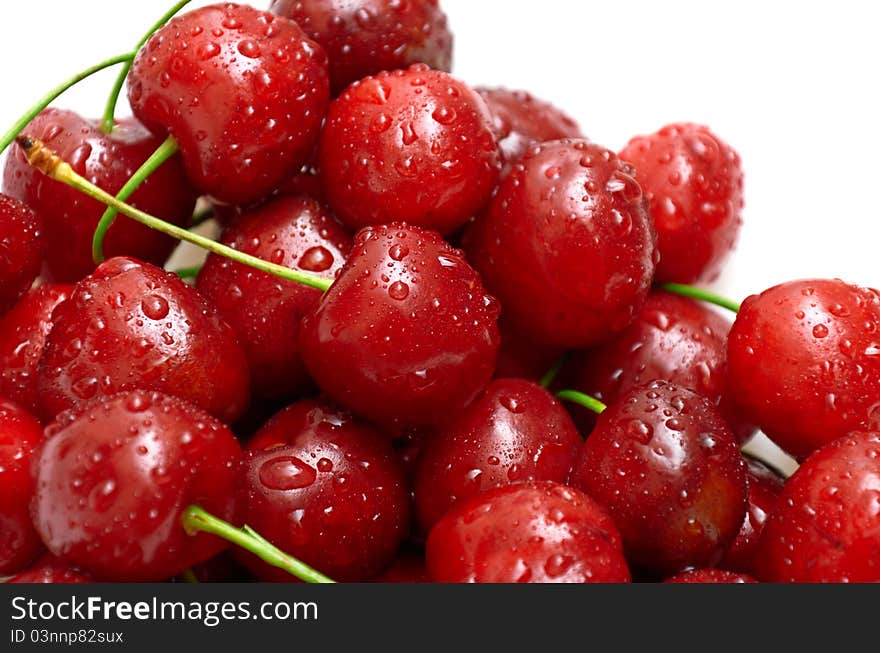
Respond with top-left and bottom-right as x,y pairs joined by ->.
181,505 -> 335,584
660,283 -> 741,313
539,353 -> 568,389
556,389 -> 607,415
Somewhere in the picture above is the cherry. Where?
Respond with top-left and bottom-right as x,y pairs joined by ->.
464,139 -> 658,349
727,278 -> 880,460
318,65 -> 501,235
570,380 -> 747,577
6,555 -> 93,584
3,108 -> 196,282
269,0 -> 453,96
300,223 -> 500,430
426,481 -> 631,583
196,196 -> 352,401
0,398 -> 44,575
619,123 -> 744,284
664,569 -> 757,584
128,3 -> 330,205
32,390 -> 241,581
414,378 -> 581,532
239,399 -> 410,581
0,284 -> 72,415
37,256 -> 250,423
0,194 -> 43,314
373,552 -> 430,583
756,430 -> 880,583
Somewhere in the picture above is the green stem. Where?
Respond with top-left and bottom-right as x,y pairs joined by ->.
0,53 -> 132,154
539,353 -> 568,389
660,283 -> 741,313
181,506 -> 335,584
557,390 -> 607,415
101,0 -> 194,132
175,265 -> 203,280
92,136 -> 179,263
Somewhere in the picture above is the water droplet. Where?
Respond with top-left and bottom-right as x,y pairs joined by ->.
141,295 -> 170,320
389,244 -> 409,261
237,40 -> 261,58
432,107 -> 457,125
813,324 -> 829,339
197,42 -> 221,60
499,395 -> 525,413
388,281 -> 410,300
299,246 -> 334,272
259,456 -> 317,491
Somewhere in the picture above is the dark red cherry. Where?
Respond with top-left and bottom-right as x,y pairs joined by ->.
372,552 -> 430,583
128,3 -> 330,205
465,140 -> 658,349
196,196 -> 352,401
300,224 -> 500,429
318,65 -> 501,235
239,399 -> 410,581
426,481 -> 631,583
37,257 -> 250,423
0,284 -> 72,415
727,279 -> 880,460
0,398 -> 43,575
3,108 -> 196,282
664,569 -> 757,584
0,194 -> 43,314
269,0 -> 453,95
414,378 -> 581,532
571,380 -> 747,577
756,430 -> 880,583
6,555 -> 93,584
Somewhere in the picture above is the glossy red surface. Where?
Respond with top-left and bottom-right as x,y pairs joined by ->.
6,555 -> 93,584
0,194 -> 43,314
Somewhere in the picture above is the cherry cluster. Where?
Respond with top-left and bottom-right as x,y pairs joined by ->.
1,1 -> 878,585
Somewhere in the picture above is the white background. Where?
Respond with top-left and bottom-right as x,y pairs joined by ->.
3,0 -> 879,473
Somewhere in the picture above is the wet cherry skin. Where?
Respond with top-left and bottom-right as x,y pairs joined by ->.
620,123 -> 744,284
570,380 -> 747,577
0,399 -> 44,575
37,257 -> 250,424
464,139 -> 658,349
318,65 -> 501,235
0,194 -> 43,314
128,3 -> 330,205
196,196 -> 352,401
664,569 -> 757,583
6,555 -> 93,584
3,108 -> 197,282
426,481 -> 631,583
727,279 -> 880,460
756,430 -> 880,583
414,378 -> 581,532
240,399 -> 410,581
300,224 -> 500,430
32,391 -> 242,582
269,0 -> 453,95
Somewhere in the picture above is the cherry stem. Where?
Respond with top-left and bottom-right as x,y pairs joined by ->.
539,353 -> 568,389
92,136 -> 179,263
100,0 -> 194,133
16,135 -> 333,292
175,265 -> 203,280
661,283 -> 741,313
556,389 -> 607,415
181,505 -> 335,584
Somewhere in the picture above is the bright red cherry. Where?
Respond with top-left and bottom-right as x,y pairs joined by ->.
318,65 -> 501,235
269,0 -> 453,95
300,224 -> 500,429
426,481 -> 631,583
756,430 -> 880,583
414,378 -> 581,532
32,391 -> 242,582
239,399 -> 410,581
6,555 -> 93,584
571,381 -> 747,577
3,108 -> 196,282
0,194 -> 43,314
665,569 -> 757,583
128,3 -> 330,205
196,196 -> 352,401
620,123 -> 744,283
37,257 -> 250,423
727,279 -> 880,460
465,140 -> 658,349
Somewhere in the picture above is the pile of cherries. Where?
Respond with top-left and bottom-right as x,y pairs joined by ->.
1,0 -> 879,585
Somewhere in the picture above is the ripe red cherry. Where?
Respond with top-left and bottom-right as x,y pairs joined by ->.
239,399 -> 410,581
664,569 -> 757,584
0,399 -> 43,575
426,481 -> 631,583
32,391 -> 242,582
196,196 -> 352,401
300,224 -> 500,429
269,0 -> 453,96
620,123 -> 744,283
0,194 -> 43,314
571,380 -> 747,577
6,555 -> 93,584
414,378 -> 581,532
465,140 -> 658,349
37,257 -> 250,423
0,284 -> 72,415
128,3 -> 330,205
727,278 -> 880,460
756,430 -> 880,582
3,108 -> 196,282
318,65 -> 501,235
